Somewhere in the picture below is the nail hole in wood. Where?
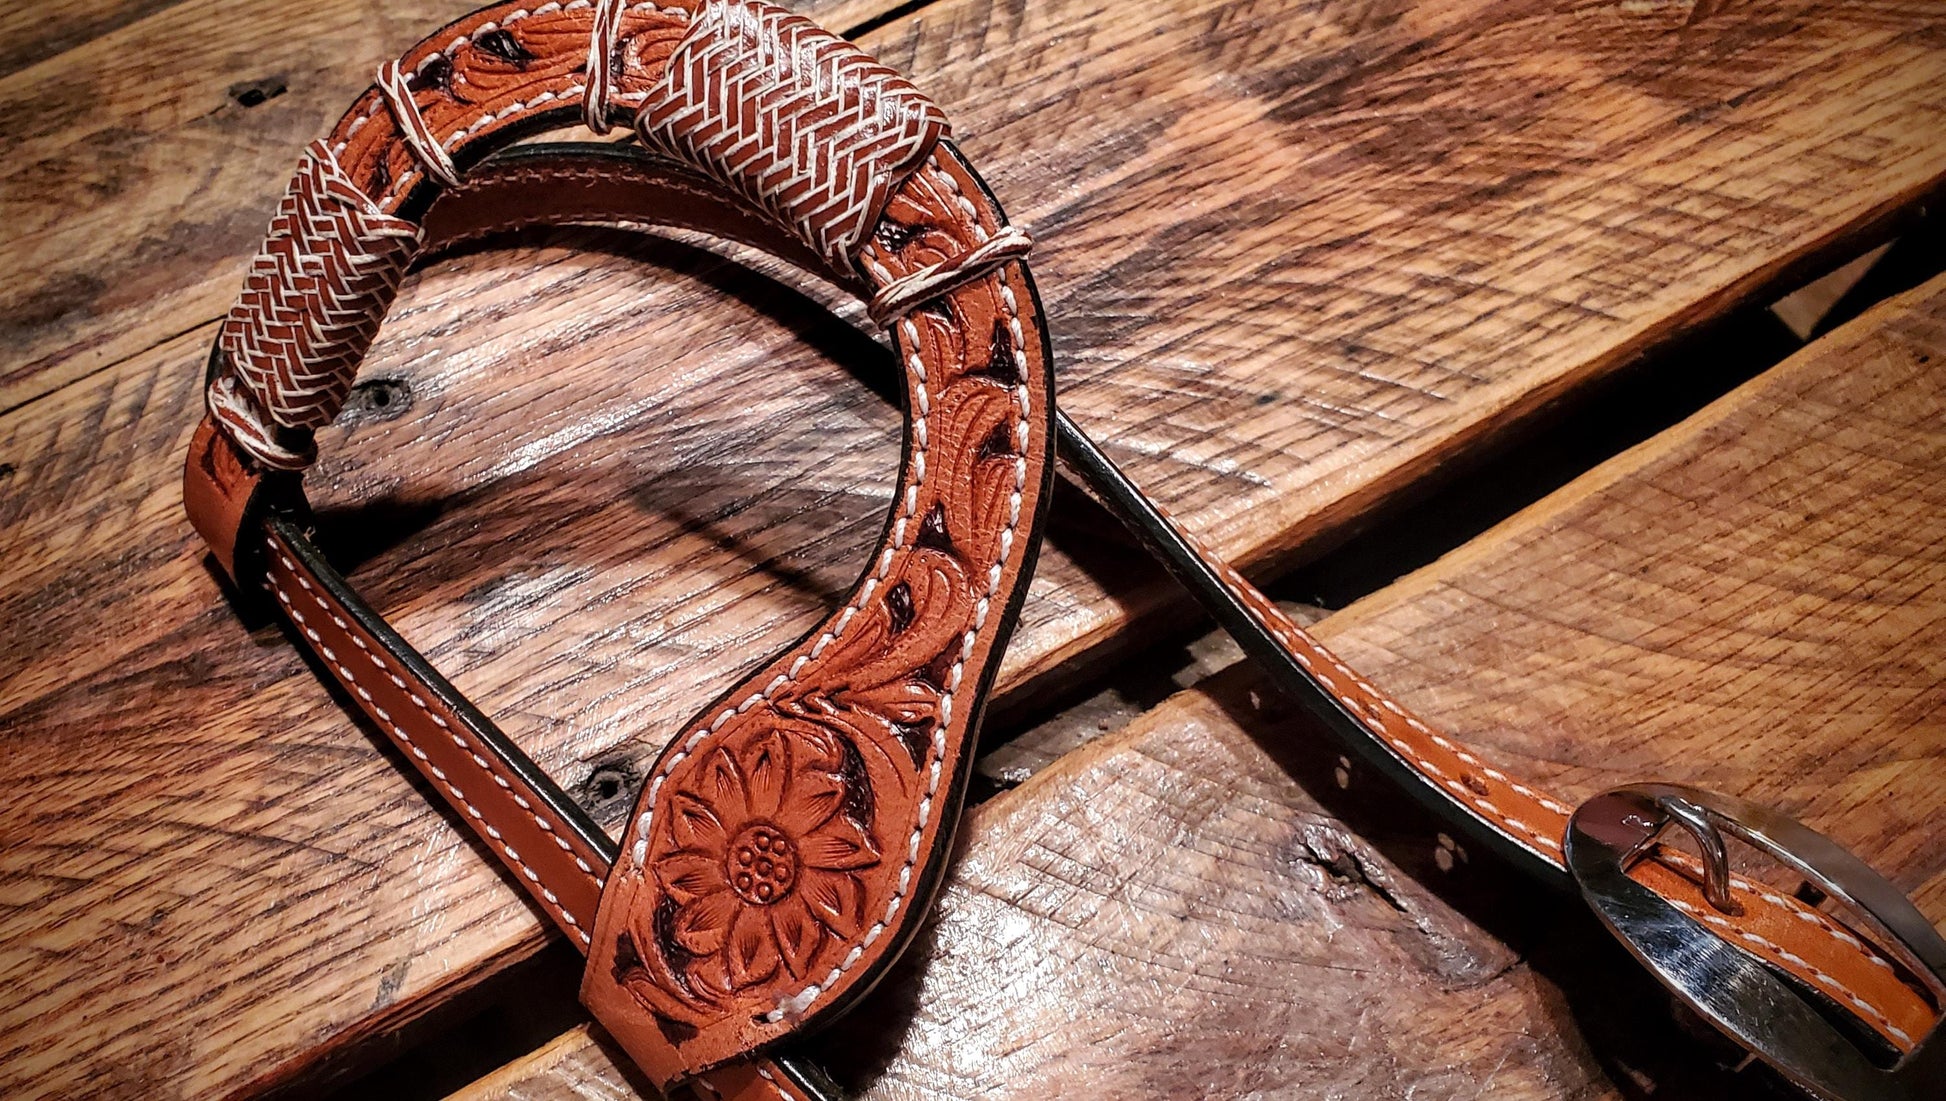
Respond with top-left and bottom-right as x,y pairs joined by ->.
342,378 -> 413,423
229,77 -> 287,108
579,763 -> 639,817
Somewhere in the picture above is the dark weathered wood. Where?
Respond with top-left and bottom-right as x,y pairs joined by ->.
448,268 -> 1946,1101
4,0 -> 1944,1097
2,0 -> 194,78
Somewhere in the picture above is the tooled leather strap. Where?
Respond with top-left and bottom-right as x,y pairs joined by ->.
181,0 -> 1935,1092
253,509 -> 829,1101
184,1 -> 1052,1094
578,10 -> 1039,1080
188,145 -> 864,1101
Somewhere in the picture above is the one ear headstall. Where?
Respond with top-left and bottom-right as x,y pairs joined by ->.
185,3 -> 1943,1099
188,2 -> 1051,1096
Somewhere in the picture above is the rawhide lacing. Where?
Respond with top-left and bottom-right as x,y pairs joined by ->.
867,224 -> 1035,325
207,374 -> 314,470
212,139 -> 422,470
635,0 -> 950,272
584,0 -> 628,133
377,59 -> 465,188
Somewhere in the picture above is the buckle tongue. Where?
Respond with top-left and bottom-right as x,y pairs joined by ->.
1565,783 -> 1945,1101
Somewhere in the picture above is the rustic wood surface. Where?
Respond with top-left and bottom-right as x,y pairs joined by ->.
3,0 -> 1944,1098
451,269 -> 1946,1101
0,0 -> 894,411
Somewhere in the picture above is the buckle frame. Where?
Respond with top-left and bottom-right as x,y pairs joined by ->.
1565,783 -> 1945,1101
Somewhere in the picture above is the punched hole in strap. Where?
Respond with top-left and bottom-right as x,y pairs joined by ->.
867,225 -> 1035,327
376,59 -> 463,188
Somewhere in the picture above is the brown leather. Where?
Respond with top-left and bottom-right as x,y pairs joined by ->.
214,140 -> 421,465
683,1060 -> 825,1101
178,145 -> 891,1101
193,0 -> 1055,1089
262,525 -> 609,947
1170,519 -> 1938,1049
328,2 -> 697,219
431,140 -> 1946,1058
182,417 -> 270,581
252,514 -> 815,1100
182,0 -> 1937,1094
421,147 -> 848,288
580,145 -> 1052,1084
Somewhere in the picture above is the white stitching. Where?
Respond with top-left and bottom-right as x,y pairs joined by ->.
268,540 -> 596,946
1166,515 -> 1570,855
292,0 -> 1922,1050
627,304 -> 932,867
621,161 -> 1032,1027
755,1062 -> 792,1099
1179,523 -> 1924,1041
1657,848 -> 1899,974
759,165 -> 1029,1023
1669,899 -> 1913,1044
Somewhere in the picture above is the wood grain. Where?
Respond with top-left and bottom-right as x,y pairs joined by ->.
450,264 -> 1946,1101
0,0 -> 902,413
0,0 -> 195,78
4,0 -> 1944,1097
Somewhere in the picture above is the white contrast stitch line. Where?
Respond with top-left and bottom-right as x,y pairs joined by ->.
1168,512 -> 1571,856
626,161 -> 1033,1026
1176,522 -> 1917,1038
756,164 -> 1031,1023
754,1062 -> 791,1099
268,540 -> 596,946
1669,899 -> 1912,1044
1656,849 -> 1899,974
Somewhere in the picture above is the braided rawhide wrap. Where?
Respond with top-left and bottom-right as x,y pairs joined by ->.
637,0 -> 950,273
208,0 -> 957,471
212,141 -> 421,469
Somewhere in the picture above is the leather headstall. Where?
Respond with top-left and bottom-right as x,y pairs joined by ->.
183,3 -> 1943,1099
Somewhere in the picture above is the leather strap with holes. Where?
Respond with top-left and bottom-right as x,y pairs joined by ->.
182,0 -> 1936,1095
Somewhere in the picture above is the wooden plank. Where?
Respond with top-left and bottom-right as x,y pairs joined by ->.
0,0 -> 902,413
4,0 -> 1945,1097
2,0 -> 194,79
449,266 -> 1946,1101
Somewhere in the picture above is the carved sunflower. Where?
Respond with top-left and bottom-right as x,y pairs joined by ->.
653,722 -> 881,994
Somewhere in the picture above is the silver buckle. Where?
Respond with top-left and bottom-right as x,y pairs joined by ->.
1565,783 -> 1945,1101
